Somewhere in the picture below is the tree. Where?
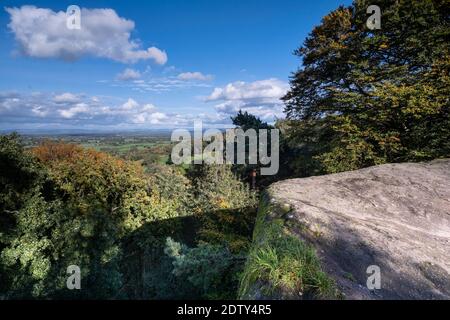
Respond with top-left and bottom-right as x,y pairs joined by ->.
1,139 -> 188,298
0,134 -> 46,217
231,110 -> 273,131
230,110 -> 277,187
191,164 -> 258,252
1,136 -> 261,299
164,237 -> 243,299
283,0 -> 450,174
0,134 -> 49,296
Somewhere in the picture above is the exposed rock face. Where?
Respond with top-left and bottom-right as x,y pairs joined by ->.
256,159 -> 450,299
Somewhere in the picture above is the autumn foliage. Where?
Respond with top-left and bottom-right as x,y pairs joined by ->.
282,0 -> 450,174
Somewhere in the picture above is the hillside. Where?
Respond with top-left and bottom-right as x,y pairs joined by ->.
240,159 -> 450,299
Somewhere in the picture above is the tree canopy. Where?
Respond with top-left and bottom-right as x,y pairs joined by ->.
231,110 -> 273,131
0,136 -> 257,299
283,0 -> 450,173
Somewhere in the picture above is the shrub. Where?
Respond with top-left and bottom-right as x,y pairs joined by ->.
239,201 -> 338,299
164,237 -> 245,299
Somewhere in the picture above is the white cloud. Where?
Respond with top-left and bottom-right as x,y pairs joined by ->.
131,113 -> 146,124
177,72 -> 213,81
121,98 -> 139,110
214,100 -> 284,121
59,103 -> 89,118
0,91 -> 182,128
206,78 -> 288,101
149,112 -> 167,123
141,104 -> 156,111
115,77 -> 213,93
6,6 -> 168,64
133,111 -> 168,124
53,92 -> 80,103
206,78 -> 288,121
0,90 -> 251,130
145,47 -> 168,65
214,100 -> 245,113
116,68 -> 141,81
31,106 -> 48,117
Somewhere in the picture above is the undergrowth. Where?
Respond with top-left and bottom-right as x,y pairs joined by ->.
238,197 -> 339,299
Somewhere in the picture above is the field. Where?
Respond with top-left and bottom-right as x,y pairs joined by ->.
21,132 -> 174,168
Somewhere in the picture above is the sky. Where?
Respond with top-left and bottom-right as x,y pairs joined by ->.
0,0 -> 351,131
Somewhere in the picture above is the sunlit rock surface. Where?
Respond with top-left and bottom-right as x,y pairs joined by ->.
255,159 -> 450,299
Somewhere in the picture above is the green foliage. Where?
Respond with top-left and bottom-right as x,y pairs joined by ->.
164,237 -> 243,299
283,0 -> 450,174
140,164 -> 260,300
230,110 -> 279,188
150,164 -> 192,215
0,134 -> 50,296
239,200 -> 338,299
119,166 -> 194,299
191,164 -> 258,252
0,138 -> 188,298
231,110 -> 273,131
1,135 -> 258,299
0,133 -> 46,226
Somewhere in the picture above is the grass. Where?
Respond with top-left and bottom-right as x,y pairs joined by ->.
238,198 -> 339,299
81,142 -> 160,152
80,141 -> 172,166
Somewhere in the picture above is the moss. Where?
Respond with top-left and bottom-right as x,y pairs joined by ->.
238,193 -> 339,299
343,272 -> 356,283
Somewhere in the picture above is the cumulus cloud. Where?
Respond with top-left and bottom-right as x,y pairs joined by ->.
206,78 -> 288,102
145,47 -> 168,65
5,6 -> 168,64
2,83 -> 284,129
121,98 -> 139,110
214,100 -> 284,121
177,72 -> 213,81
206,78 -> 288,121
59,103 -> 89,118
53,92 -> 80,103
133,111 -> 167,124
0,91 -> 237,130
116,68 -> 141,81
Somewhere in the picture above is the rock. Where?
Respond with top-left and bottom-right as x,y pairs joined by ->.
249,159 -> 450,299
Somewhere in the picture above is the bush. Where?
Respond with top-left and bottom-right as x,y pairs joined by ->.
0,138 -> 188,298
191,164 -> 258,252
239,201 -> 338,299
164,237 -> 244,299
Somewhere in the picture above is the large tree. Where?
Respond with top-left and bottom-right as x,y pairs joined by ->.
283,0 -> 450,173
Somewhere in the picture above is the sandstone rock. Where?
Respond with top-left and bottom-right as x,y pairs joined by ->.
256,159 -> 450,299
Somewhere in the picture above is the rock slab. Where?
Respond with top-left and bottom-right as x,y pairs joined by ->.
268,159 -> 450,299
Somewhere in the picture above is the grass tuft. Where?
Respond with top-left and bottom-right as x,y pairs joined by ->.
238,197 -> 339,299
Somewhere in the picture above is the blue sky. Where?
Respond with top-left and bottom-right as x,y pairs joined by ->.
0,0 -> 351,131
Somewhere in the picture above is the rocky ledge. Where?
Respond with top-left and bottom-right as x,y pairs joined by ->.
240,159 -> 450,299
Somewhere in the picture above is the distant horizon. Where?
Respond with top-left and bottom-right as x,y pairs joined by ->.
0,125 -> 238,136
